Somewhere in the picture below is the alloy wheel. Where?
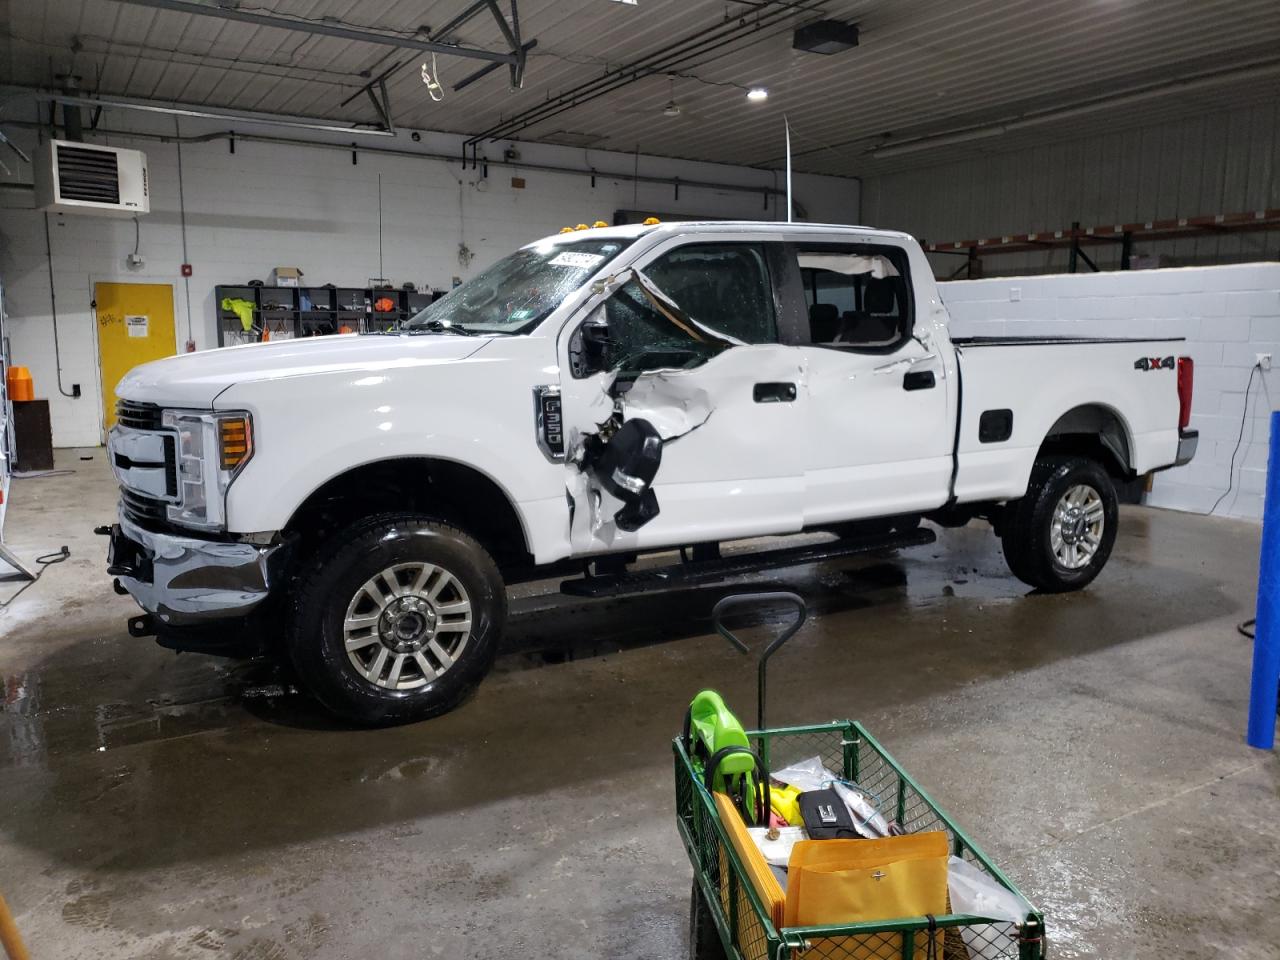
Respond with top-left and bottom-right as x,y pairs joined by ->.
342,562 -> 473,690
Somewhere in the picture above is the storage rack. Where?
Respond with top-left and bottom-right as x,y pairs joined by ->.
215,284 -> 443,346
924,207 -> 1280,279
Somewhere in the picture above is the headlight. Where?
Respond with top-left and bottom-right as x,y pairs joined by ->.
161,410 -> 254,530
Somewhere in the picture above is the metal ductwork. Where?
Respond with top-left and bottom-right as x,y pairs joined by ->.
55,75 -> 85,142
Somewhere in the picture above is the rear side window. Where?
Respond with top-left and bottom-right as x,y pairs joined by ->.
797,244 -> 912,351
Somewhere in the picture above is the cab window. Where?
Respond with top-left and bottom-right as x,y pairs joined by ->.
585,243 -> 777,378
797,244 -> 912,350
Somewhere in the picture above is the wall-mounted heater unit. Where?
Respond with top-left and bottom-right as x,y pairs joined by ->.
35,139 -> 150,217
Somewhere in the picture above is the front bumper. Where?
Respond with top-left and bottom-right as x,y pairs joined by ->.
1174,428 -> 1198,467
107,510 -> 284,626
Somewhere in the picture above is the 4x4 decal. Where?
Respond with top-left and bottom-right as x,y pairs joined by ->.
1134,355 -> 1175,371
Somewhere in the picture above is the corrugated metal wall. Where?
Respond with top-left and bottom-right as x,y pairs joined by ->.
861,101 -> 1280,278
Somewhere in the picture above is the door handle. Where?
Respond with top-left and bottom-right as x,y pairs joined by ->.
903,370 -> 936,391
753,382 -> 797,403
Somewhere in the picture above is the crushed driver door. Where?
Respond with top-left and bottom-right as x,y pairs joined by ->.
556,238 -> 806,556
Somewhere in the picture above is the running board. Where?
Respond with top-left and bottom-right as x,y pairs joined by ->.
559,527 -> 937,599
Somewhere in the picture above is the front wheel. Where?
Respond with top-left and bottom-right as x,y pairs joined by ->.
1000,456 -> 1119,593
287,514 -> 506,724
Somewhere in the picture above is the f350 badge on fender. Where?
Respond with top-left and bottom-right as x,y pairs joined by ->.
1134,356 -> 1175,371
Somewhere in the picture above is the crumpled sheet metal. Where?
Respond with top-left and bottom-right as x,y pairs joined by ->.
620,369 -> 715,441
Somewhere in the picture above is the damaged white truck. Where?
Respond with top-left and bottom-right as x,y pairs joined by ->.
104,221 -> 1198,723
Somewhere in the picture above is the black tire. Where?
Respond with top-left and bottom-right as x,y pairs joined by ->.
689,879 -> 728,960
1000,456 -> 1119,593
287,513 -> 506,725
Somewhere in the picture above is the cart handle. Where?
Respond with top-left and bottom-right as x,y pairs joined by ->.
711,591 -> 807,731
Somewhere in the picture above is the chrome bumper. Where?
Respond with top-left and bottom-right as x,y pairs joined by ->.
1174,428 -> 1198,467
108,510 -> 282,626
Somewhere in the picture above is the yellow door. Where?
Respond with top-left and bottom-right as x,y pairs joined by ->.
95,282 -> 178,433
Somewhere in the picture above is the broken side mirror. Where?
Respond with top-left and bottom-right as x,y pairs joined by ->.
585,417 -> 662,532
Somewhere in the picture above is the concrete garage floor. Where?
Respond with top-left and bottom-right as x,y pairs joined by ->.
1,451 -> 1276,960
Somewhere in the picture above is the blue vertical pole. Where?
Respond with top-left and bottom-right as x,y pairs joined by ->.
1247,411 -> 1280,749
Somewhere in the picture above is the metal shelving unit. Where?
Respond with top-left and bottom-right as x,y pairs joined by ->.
215,283 -> 445,346
924,207 -> 1280,279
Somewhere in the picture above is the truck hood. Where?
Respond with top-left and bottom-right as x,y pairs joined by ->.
116,333 -> 492,408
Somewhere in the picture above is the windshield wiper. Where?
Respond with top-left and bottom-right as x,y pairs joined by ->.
408,319 -> 476,336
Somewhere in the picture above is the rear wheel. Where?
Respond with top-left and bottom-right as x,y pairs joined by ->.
1000,456 -> 1118,592
288,514 -> 505,724
689,879 -> 728,960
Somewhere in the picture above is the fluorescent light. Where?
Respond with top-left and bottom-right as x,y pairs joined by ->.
872,125 -> 1005,159
746,88 -> 768,102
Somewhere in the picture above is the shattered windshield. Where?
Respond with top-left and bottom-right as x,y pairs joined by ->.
402,238 -> 632,335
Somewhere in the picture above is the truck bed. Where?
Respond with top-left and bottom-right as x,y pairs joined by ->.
952,334 -> 1185,506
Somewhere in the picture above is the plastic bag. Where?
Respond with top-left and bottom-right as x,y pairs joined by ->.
831,780 -> 892,838
771,756 -> 838,792
947,856 -> 1030,922
771,757 -> 892,838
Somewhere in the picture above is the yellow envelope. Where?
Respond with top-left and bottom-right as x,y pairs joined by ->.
784,831 -> 949,958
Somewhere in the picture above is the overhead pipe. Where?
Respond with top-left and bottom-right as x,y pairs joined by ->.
0,119 -> 789,201
464,3 -> 796,147
12,89 -> 396,138
871,58 -> 1280,160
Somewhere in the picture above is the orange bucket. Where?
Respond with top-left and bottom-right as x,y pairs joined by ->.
6,365 -> 33,402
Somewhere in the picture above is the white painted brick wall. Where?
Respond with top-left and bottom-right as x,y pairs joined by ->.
0,112 -> 859,447
940,263 -> 1280,521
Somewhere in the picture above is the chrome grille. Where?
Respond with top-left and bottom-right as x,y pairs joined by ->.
162,435 -> 177,498
116,400 -> 164,430
121,487 -> 168,527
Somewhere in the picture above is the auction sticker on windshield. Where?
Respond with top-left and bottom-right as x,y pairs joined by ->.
549,251 -> 605,269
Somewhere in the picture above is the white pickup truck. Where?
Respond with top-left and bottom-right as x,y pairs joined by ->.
104,220 -> 1197,723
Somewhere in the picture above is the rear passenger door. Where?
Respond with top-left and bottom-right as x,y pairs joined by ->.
786,241 -> 953,524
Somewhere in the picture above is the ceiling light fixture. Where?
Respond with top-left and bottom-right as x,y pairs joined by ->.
746,88 -> 768,102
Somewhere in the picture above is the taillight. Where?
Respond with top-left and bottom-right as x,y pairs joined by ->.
1176,356 -> 1193,431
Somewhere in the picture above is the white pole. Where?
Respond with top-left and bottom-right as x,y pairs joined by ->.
785,114 -> 793,223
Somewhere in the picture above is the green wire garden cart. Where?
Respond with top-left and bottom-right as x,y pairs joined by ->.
674,593 -> 1047,960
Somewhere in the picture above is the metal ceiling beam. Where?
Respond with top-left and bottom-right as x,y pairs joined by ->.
112,0 -> 519,65
432,0 -> 491,41
463,3 -> 795,150
454,40 -> 537,92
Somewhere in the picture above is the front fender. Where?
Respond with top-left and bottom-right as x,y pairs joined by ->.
218,351 -> 565,536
